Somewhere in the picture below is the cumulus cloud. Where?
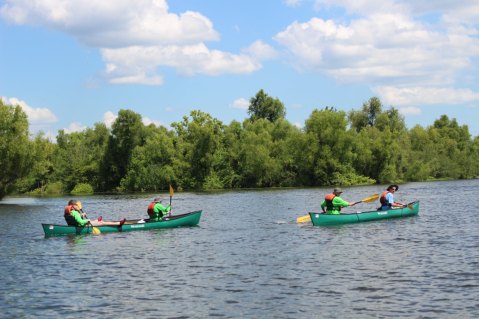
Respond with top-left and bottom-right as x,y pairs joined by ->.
375,86 -> 479,106
0,0 -> 219,47
1,96 -> 58,124
143,116 -> 164,127
231,98 -> 250,110
102,43 -> 263,83
63,122 -> 87,134
275,0 -> 479,111
103,111 -> 117,128
0,0 -> 272,85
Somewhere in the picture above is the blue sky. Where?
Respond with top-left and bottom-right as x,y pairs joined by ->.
1,0 -> 479,138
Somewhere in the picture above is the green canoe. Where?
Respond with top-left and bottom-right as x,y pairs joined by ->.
42,210 -> 202,236
309,202 -> 419,226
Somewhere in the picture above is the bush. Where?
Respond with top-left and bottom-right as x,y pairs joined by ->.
71,183 -> 94,195
45,182 -> 64,195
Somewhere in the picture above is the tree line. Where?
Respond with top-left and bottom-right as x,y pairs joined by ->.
1,90 -> 478,200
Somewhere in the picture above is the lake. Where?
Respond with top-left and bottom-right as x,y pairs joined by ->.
1,180 -> 478,318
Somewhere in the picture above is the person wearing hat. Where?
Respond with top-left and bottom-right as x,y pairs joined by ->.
320,187 -> 357,215
378,185 -> 406,210
147,197 -> 171,221
63,200 -> 126,226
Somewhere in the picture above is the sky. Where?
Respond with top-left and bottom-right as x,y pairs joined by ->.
1,0 -> 479,139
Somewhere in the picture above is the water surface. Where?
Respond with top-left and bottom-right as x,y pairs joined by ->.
1,180 -> 479,318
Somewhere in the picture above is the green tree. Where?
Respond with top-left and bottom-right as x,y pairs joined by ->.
15,132 -> 56,194
349,96 -> 383,131
100,109 -> 145,190
248,89 -> 286,122
171,110 -> 228,189
0,101 -> 33,199
120,125 -> 176,192
304,107 -> 367,185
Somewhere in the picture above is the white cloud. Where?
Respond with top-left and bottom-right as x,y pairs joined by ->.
102,43 -> 263,83
0,0 -> 219,47
1,0 -> 271,85
274,15 -> 477,85
103,111 -> 117,128
242,40 -> 278,60
275,1 -> 479,108
375,86 -> 479,106
143,116 -> 163,127
231,98 -> 249,110
63,121 -> 87,133
1,96 -> 58,124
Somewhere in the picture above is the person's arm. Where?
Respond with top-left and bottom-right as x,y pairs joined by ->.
320,200 -> 327,213
155,203 -> 170,213
333,197 -> 350,208
71,210 -> 89,226
388,193 -> 405,207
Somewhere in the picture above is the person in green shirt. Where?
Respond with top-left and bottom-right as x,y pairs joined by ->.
64,200 -> 125,226
147,198 -> 171,221
320,187 -> 357,215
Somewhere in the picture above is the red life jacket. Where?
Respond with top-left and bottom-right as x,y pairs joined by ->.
324,193 -> 340,211
64,205 -> 80,216
380,191 -> 390,205
64,205 -> 81,226
147,202 -> 156,217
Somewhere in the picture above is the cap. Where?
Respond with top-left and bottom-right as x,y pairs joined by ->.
333,187 -> 343,193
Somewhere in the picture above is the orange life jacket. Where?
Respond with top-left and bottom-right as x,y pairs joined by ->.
324,193 -> 340,211
380,191 -> 390,206
147,202 -> 156,217
64,205 -> 81,226
64,205 -> 80,216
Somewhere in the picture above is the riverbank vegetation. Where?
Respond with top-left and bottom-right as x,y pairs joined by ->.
1,91 -> 478,200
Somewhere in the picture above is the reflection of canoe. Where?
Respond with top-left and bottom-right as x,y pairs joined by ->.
42,210 -> 202,236
309,202 -> 419,226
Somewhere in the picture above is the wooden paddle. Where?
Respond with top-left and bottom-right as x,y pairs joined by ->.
296,193 -> 380,223
80,207 -> 101,235
168,185 -> 174,216
88,222 -> 101,235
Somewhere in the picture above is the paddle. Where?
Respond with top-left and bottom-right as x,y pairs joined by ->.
89,221 -> 101,235
168,185 -> 174,216
296,193 -> 380,223
79,204 -> 101,235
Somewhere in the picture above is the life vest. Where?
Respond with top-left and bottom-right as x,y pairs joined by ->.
64,205 -> 80,216
147,202 -> 156,217
379,191 -> 391,206
324,193 -> 340,211
64,205 -> 80,226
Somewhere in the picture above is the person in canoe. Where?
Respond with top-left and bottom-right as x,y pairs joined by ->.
147,197 -> 171,221
378,185 -> 406,210
321,188 -> 358,214
64,200 -> 126,227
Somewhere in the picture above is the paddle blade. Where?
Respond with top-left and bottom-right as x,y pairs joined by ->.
169,185 -> 174,197
92,226 -> 101,235
361,194 -> 379,203
296,214 -> 311,223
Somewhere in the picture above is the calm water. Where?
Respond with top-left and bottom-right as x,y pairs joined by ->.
1,180 -> 479,318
